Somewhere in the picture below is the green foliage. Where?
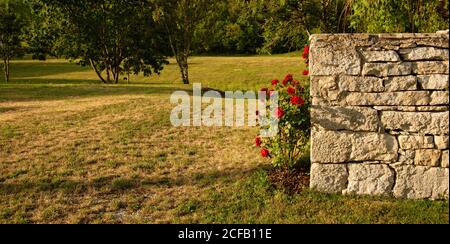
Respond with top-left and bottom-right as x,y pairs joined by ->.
0,0 -> 27,82
37,0 -> 168,83
350,0 -> 449,33
152,0 -> 210,84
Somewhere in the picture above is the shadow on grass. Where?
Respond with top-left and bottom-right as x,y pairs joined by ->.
0,166 -> 263,195
0,82 -> 193,102
6,62 -> 91,79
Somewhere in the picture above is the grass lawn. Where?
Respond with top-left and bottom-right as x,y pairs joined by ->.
0,57 -> 448,224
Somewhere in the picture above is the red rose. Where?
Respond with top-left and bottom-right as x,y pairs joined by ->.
255,137 -> 262,147
291,96 -> 305,106
282,74 -> 293,86
302,45 -> 310,59
287,86 -> 296,95
271,79 -> 279,86
275,107 -> 285,119
260,148 -> 270,158
303,70 -> 309,76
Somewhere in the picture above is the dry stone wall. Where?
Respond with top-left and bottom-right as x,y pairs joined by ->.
309,32 -> 449,200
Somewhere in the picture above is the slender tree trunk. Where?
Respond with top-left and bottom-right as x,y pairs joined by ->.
89,59 -> 107,83
106,66 -> 111,83
3,58 -> 9,83
178,54 -> 189,84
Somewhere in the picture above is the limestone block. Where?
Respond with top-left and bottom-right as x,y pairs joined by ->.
417,75 -> 449,90
362,50 -> 401,62
381,111 -> 449,135
384,76 -> 417,92
398,135 -> 434,150
311,106 -> 379,132
310,163 -> 348,193
393,165 -> 449,200
363,62 -> 412,77
430,91 -> 449,105
345,91 -> 430,106
339,76 -> 384,92
435,136 -> 449,149
312,130 -> 398,163
412,61 -> 449,75
399,47 -> 449,61
442,150 -> 449,168
415,149 -> 442,167
344,163 -> 395,196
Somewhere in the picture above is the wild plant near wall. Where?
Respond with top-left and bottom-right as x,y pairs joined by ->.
256,46 -> 311,169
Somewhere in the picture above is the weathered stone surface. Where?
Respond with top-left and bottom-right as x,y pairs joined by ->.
362,50 -> 400,62
311,76 -> 339,99
339,76 -> 384,92
412,61 -> 450,75
381,111 -> 449,135
415,149 -> 442,167
384,76 -> 417,91
344,164 -> 395,196
400,47 -> 449,61
442,150 -> 449,168
430,91 -> 449,105
311,130 -> 352,163
393,165 -> 449,200
310,40 -> 361,76
416,106 -> 449,112
435,136 -> 449,149
398,135 -> 434,149
363,62 -> 412,77
311,106 -> 379,132
373,106 -> 416,112
417,75 -> 449,90
345,91 -> 430,106
398,150 -> 415,165
351,133 -> 398,162
310,164 -> 348,193
312,130 -> 398,163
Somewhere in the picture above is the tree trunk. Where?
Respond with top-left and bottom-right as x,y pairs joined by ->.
178,54 -> 189,84
89,59 -> 107,83
106,66 -> 111,83
3,58 -> 9,83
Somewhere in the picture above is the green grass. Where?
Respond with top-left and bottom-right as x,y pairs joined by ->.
0,57 -> 448,224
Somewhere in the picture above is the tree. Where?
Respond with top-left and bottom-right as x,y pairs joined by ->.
350,0 -> 449,33
41,0 -> 168,84
153,0 -> 209,84
0,0 -> 26,82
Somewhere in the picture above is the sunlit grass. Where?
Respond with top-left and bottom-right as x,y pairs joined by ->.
0,57 -> 448,224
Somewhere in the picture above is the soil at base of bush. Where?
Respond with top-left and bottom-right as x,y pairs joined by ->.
268,167 -> 310,194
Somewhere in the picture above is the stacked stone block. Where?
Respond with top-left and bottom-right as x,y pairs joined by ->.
309,33 -> 449,200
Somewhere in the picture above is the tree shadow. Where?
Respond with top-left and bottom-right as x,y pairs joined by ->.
7,62 -> 91,79
0,82 -> 193,102
0,166 -> 265,195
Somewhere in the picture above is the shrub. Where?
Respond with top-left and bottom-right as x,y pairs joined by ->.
256,45 -> 311,169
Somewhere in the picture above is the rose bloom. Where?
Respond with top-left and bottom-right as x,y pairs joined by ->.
287,86 -> 296,95
255,136 -> 262,147
291,96 -> 305,106
275,107 -> 285,119
260,148 -> 270,158
271,79 -> 279,86
303,70 -> 309,76
282,74 -> 293,86
302,45 -> 310,59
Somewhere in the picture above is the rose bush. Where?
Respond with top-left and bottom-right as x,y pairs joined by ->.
256,45 -> 311,169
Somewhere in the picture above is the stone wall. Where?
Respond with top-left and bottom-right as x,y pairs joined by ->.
309,32 -> 449,200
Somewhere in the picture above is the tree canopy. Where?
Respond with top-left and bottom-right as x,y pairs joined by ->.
1,0 -> 449,83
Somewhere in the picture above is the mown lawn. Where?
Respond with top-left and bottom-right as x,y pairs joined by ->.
0,57 -> 448,224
